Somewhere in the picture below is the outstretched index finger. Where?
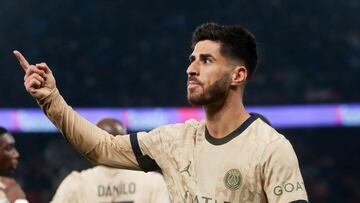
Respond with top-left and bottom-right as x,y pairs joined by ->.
13,50 -> 30,71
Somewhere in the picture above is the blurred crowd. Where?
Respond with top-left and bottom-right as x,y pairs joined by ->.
288,128 -> 360,203
0,0 -> 359,107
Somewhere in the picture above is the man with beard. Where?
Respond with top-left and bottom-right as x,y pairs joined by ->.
0,127 -> 27,203
51,118 -> 170,203
14,22 -> 308,202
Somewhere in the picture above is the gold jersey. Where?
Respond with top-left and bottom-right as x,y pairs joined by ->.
40,89 -> 308,203
51,166 -> 170,203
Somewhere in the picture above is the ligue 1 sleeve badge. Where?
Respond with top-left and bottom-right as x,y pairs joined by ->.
224,169 -> 242,191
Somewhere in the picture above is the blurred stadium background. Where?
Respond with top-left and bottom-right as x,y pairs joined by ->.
1,0 -> 359,202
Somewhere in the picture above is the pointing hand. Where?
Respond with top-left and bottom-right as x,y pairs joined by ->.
14,50 -> 56,100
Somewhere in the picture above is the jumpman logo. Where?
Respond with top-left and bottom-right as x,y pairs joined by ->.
180,161 -> 192,176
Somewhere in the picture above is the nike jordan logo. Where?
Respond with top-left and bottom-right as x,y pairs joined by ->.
180,161 -> 192,176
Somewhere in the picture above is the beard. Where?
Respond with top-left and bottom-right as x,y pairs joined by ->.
187,74 -> 231,106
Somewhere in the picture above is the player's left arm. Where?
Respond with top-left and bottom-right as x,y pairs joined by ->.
260,139 -> 308,203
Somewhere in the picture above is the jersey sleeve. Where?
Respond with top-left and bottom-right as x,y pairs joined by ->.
131,120 -> 197,172
260,139 -> 308,203
51,172 -> 82,203
38,89 -> 140,170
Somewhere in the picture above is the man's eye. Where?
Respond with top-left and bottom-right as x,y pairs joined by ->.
202,59 -> 211,64
5,145 -> 14,151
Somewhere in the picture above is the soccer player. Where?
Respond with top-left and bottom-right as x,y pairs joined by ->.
51,118 -> 170,203
14,22 -> 308,202
0,127 -> 27,203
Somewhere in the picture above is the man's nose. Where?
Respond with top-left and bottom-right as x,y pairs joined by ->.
13,149 -> 20,159
186,62 -> 199,76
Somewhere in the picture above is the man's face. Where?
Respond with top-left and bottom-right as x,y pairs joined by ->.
97,121 -> 127,136
0,133 -> 19,176
187,40 -> 232,106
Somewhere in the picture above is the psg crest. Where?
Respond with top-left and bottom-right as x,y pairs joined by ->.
224,169 -> 242,191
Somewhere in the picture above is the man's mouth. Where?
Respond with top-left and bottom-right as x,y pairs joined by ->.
187,81 -> 202,90
187,80 -> 200,85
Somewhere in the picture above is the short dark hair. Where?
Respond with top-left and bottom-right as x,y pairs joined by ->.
192,22 -> 258,79
0,126 -> 8,135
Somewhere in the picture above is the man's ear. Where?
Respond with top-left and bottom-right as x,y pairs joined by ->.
231,65 -> 247,86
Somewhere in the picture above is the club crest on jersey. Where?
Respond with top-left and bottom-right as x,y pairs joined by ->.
224,169 -> 242,191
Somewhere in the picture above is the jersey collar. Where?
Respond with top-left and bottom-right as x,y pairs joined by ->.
205,114 -> 258,145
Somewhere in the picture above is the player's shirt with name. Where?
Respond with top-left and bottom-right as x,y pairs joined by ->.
51,166 -> 170,203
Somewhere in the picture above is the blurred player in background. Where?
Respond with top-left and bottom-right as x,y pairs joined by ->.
51,118 -> 170,203
15,22 -> 308,202
0,127 -> 27,203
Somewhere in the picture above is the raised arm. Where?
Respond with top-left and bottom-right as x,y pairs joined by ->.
14,51 -> 140,170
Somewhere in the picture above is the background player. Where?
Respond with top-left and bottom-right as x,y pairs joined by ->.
51,118 -> 170,203
0,127 -> 28,203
